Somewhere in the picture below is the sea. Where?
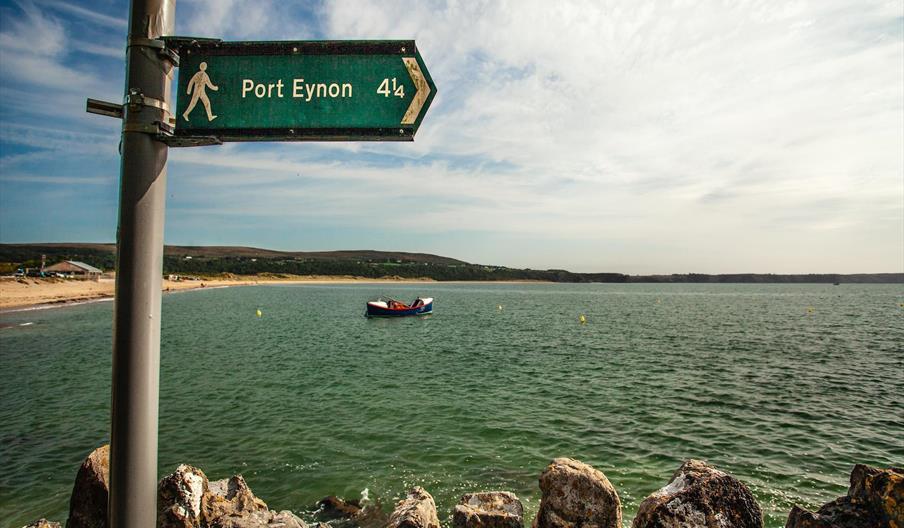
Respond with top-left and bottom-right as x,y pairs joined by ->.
1,283 -> 902,528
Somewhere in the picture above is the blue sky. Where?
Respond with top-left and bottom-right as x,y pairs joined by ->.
0,0 -> 902,273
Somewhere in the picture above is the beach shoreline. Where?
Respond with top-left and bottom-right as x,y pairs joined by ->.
0,275 -> 449,312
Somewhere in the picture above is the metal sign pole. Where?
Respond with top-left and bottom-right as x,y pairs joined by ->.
110,0 -> 175,526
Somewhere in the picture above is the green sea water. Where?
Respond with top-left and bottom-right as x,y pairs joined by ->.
1,283 -> 902,528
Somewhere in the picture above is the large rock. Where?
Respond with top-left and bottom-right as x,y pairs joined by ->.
313,495 -> 386,528
201,475 -> 304,528
203,475 -> 269,527
353,503 -> 390,528
210,511 -> 272,528
23,520 -> 61,528
269,510 -> 307,528
632,459 -> 763,528
785,464 -> 903,528
533,458 -> 622,528
453,492 -> 524,528
67,444 -> 110,528
387,487 -> 440,528
316,496 -> 362,520
158,464 -> 209,528
203,510 -> 307,528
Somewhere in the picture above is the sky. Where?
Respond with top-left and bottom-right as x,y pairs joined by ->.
0,0 -> 901,274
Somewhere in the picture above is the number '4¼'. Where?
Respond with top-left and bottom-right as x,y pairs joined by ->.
377,78 -> 405,98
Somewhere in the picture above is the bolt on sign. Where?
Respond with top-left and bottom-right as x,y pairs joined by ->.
165,39 -> 436,142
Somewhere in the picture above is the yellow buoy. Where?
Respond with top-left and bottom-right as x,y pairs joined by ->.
256,309 -> 262,318
579,314 -> 587,324
807,307 -> 814,314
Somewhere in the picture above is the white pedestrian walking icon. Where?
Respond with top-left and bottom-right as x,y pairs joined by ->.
183,62 -> 218,122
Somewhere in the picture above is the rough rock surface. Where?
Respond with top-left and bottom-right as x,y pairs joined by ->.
158,464 -> 209,528
387,487 -> 440,528
632,459 -> 763,528
67,444 -> 110,528
453,491 -> 524,528
206,510 -> 307,528
353,503 -> 390,528
209,511 -> 272,528
317,496 -> 362,519
204,475 -> 270,527
785,464 -> 903,528
23,520 -> 61,528
313,495 -> 387,528
533,458 -> 622,528
200,475 -> 305,528
269,510 -> 307,528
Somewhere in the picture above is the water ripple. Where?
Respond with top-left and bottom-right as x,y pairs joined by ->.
1,283 -> 902,528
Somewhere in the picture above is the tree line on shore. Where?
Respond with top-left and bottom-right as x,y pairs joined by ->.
1,243 -> 900,283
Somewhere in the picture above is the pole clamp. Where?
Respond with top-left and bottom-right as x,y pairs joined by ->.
122,120 -> 174,139
125,90 -> 170,114
124,89 -> 174,126
127,37 -> 179,66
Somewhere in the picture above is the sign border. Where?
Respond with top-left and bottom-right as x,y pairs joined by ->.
164,38 -> 436,142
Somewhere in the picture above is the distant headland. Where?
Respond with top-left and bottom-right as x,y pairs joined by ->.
1,243 -> 901,284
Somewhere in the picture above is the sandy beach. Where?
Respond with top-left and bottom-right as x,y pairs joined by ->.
0,275 -> 436,311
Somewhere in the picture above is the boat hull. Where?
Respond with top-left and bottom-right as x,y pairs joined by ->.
365,300 -> 433,317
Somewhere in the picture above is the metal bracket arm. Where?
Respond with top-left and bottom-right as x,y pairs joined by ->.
122,120 -> 171,133
159,135 -> 223,148
128,36 -> 180,66
159,36 -> 222,52
87,98 -> 124,119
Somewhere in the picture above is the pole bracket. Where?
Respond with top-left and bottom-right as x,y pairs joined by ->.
159,135 -> 223,148
125,89 -> 171,115
121,117 -> 221,147
122,120 -> 172,136
128,36 -> 179,66
86,98 -> 124,119
159,36 -> 222,54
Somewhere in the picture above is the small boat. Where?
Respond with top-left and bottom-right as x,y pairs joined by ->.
366,297 -> 433,317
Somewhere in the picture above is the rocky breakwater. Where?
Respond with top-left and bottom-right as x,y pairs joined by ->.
21,444 -> 902,528
62,445 -> 305,528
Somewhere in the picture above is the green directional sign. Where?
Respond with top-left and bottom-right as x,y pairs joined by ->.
165,39 -> 436,142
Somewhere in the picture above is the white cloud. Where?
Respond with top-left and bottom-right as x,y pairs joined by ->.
36,0 -> 127,30
0,172 -> 112,185
0,2 -> 123,121
166,0 -> 903,271
0,123 -> 117,156
74,41 -> 125,59
0,1 -> 67,56
313,0 -> 903,271
1,0 -> 901,273
178,0 -> 316,40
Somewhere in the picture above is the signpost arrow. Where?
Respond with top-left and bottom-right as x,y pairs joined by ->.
165,39 -> 437,143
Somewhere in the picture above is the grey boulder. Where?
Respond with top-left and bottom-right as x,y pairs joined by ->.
387,487 -> 440,528
632,459 -> 763,528
533,458 -> 622,528
453,491 -> 524,528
